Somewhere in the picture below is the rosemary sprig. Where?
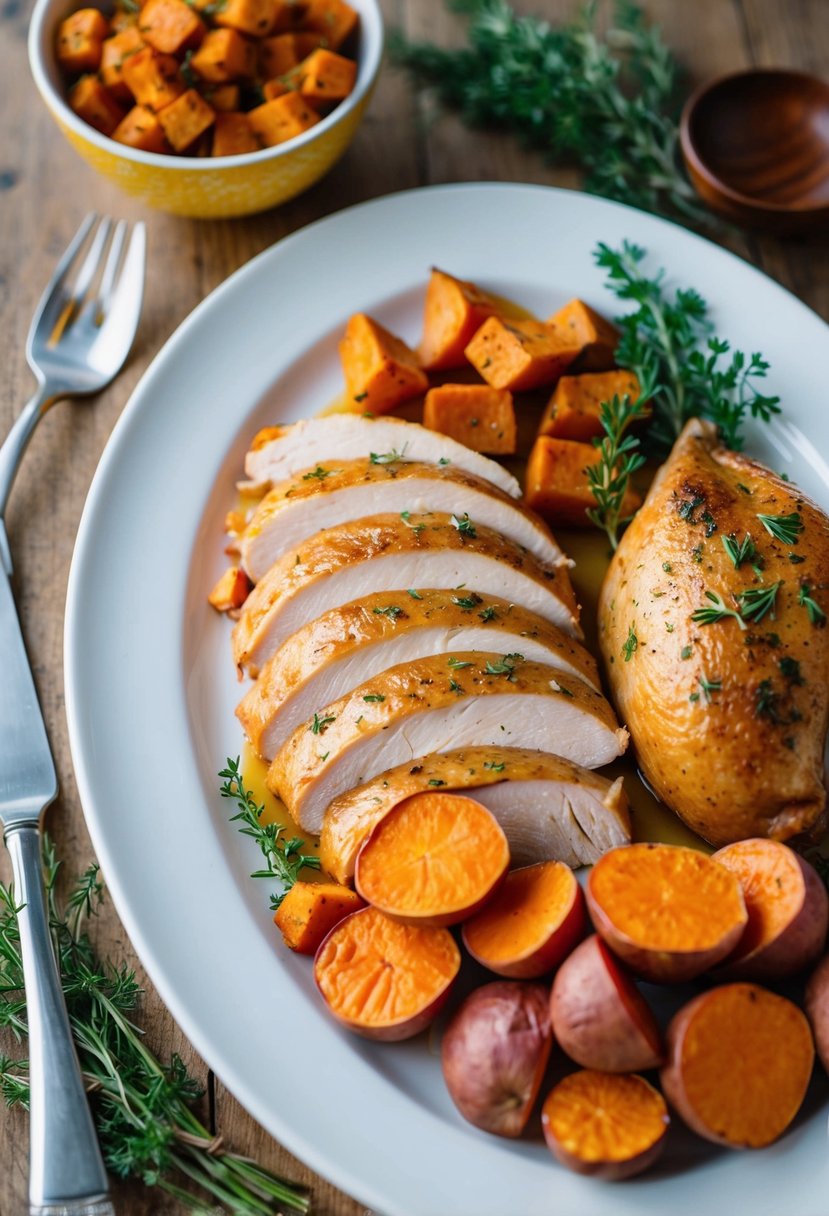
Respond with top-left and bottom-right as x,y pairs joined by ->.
0,837 -> 310,1214
721,532 -> 756,571
737,580 -> 782,624
595,241 -> 781,453
219,757 -> 320,910
691,590 -> 746,630
390,0 -> 708,226
757,511 -> 803,546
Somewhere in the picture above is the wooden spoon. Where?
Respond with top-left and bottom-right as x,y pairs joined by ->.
680,68 -> 829,234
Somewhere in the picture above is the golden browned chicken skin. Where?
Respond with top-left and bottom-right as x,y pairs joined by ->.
600,418 -> 829,847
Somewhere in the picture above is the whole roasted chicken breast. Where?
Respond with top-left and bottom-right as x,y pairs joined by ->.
600,418 -> 829,847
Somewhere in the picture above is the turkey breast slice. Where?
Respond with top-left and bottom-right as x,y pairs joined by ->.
237,590 -> 600,760
241,458 -> 567,581
320,747 -> 632,885
267,653 -> 628,834
232,514 -> 581,675
244,415 -> 521,498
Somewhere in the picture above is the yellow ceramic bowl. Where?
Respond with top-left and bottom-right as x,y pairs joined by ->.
28,0 -> 383,218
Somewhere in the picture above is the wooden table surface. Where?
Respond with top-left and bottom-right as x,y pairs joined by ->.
1,0 -> 827,1211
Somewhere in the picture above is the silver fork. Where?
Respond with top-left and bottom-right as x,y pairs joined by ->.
1,213 -> 145,1216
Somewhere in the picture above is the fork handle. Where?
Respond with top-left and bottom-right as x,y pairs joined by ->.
0,385 -> 56,572
5,823 -> 112,1213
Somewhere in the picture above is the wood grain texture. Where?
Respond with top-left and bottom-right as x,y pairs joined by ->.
0,0 -> 827,1212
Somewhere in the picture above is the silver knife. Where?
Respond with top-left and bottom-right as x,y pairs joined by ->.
0,558 -> 113,1215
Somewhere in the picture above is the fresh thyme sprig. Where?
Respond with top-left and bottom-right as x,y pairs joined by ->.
0,836 -> 310,1214
219,757 -> 320,911
584,390 -> 651,549
390,0 -> 708,226
595,241 -> 781,454
691,590 -> 746,630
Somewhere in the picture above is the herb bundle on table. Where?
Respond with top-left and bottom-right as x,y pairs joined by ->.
0,837 -> 311,1215
391,0 -> 708,227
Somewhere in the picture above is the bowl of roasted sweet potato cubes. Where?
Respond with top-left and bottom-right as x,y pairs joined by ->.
28,0 -> 382,216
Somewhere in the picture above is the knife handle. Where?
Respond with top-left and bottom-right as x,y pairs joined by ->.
5,823 -> 113,1213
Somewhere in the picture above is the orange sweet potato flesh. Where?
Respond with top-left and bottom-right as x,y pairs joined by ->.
524,435 -> 642,528
465,316 -> 580,393
660,983 -> 814,1147
215,0 -> 275,37
539,370 -> 644,442
191,29 -> 256,83
314,905 -> 460,1040
139,0 -> 205,55
586,843 -> 748,982
112,104 -> 170,152
301,0 -> 359,50
462,861 -> 586,978
69,76 -> 127,135
418,268 -> 500,371
542,1071 -> 669,1179
121,47 -> 185,111
423,384 -> 516,455
212,111 -> 260,156
713,838 -> 829,980
208,566 -> 251,612
100,28 -> 147,103
274,880 -> 365,954
57,9 -> 110,74
247,92 -> 320,147
355,792 -> 509,927
158,88 -> 215,151
339,313 -> 429,413
298,47 -> 357,103
546,298 -> 619,373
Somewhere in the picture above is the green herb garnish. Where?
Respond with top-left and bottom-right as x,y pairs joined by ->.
799,583 -> 826,626
737,580 -> 782,624
310,711 -> 336,734
691,590 -> 746,630
371,447 -> 407,464
373,604 -> 404,620
451,512 -> 477,538
585,391 -> 650,550
757,512 -> 803,546
721,532 -> 756,570
0,826 -> 310,1212
622,625 -> 638,661
484,653 -> 522,679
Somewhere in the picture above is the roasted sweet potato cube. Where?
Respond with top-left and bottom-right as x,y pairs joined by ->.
57,9 -> 111,74
418,267 -> 500,371
111,6 -> 139,33
111,103 -> 170,151
465,316 -> 579,392
208,566 -> 251,612
301,0 -> 358,49
423,384 -> 516,455
157,88 -> 215,150
207,82 -> 241,110
190,28 -> 256,82
263,77 -> 290,100
271,0 -> 308,30
100,27 -> 146,102
524,436 -> 641,528
138,0 -> 204,53
212,110 -> 260,155
546,298 -> 619,372
274,881 -> 365,954
339,313 -> 429,414
539,370 -> 644,442
215,0 -> 275,37
68,75 -> 127,135
121,46 -> 185,110
247,91 -> 319,146
297,47 -> 356,103
258,30 -> 320,78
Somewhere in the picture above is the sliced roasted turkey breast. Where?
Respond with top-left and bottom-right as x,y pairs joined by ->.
232,514 -> 581,675
237,590 -> 600,759
320,747 -> 631,885
243,415 -> 521,498
267,653 -> 628,834
240,459 -> 567,581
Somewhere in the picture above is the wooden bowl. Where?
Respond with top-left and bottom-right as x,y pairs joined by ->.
680,69 -> 829,234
